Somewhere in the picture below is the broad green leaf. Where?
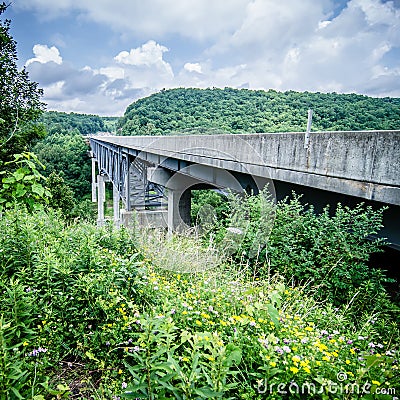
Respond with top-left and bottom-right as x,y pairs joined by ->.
31,183 -> 45,197
2,176 -> 15,184
267,304 -> 280,327
224,344 -> 242,367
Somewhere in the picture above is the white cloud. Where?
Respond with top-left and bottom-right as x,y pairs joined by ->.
13,0 -> 249,40
114,40 -> 170,69
26,44 -> 62,66
184,63 -> 202,74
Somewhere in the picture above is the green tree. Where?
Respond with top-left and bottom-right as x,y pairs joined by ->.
0,3 -> 45,164
46,171 -> 75,217
0,152 -> 51,213
33,129 -> 91,200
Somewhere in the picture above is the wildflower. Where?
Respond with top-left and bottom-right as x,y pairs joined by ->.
269,361 -> 277,367
368,342 -> 375,348
300,360 -> 309,367
304,367 -> 311,373
371,380 -> 380,386
226,227 -> 243,235
305,326 -> 313,332
347,340 -> 353,345
121,382 -> 128,389
118,369 -> 123,374
282,346 -> 291,353
23,341 -> 29,346
290,366 -> 299,374
275,347 -> 284,355
292,356 -> 301,363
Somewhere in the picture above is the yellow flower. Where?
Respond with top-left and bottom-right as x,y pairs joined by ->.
371,380 -> 380,386
317,343 -> 328,352
322,356 -> 330,361
305,326 -> 313,332
269,361 -> 277,367
182,357 -> 189,362
195,320 -> 202,326
118,369 -> 123,374
22,341 -> 29,346
303,367 -> 311,373
345,359 -> 351,365
290,366 -> 299,374
292,356 -> 301,363
182,311 -> 188,315
300,360 -> 309,367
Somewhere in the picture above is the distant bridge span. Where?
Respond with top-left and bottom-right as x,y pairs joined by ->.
89,130 -> 400,249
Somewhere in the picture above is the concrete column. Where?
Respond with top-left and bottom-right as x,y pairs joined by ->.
113,184 -> 120,228
91,158 -> 97,202
97,175 -> 106,226
167,188 -> 191,234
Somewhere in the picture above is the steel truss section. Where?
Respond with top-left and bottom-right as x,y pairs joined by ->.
90,138 -> 166,211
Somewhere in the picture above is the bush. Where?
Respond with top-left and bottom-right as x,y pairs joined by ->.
221,192 -> 393,307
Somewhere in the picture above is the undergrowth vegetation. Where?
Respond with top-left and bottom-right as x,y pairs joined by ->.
0,193 -> 399,399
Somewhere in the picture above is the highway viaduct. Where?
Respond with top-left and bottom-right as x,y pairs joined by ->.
89,130 -> 400,250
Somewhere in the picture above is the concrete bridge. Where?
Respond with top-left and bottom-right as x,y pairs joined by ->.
89,130 -> 400,249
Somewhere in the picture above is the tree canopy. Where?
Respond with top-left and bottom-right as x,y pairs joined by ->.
117,87 -> 400,136
39,111 -> 109,136
0,3 -> 45,163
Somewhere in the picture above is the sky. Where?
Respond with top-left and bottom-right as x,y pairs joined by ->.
6,0 -> 400,116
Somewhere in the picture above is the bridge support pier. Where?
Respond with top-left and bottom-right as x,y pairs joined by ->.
113,184 -> 120,228
167,188 -> 191,234
97,174 -> 106,226
91,158 -> 97,202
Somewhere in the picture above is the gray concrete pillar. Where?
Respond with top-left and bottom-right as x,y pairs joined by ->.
167,188 -> 191,234
97,175 -> 106,226
113,183 -> 120,228
91,158 -> 97,202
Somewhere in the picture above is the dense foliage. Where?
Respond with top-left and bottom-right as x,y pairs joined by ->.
219,191 -> 395,308
32,129 -> 91,200
117,88 -> 400,136
0,152 -> 51,213
39,111 -> 107,136
0,207 -> 398,399
0,3 -> 45,164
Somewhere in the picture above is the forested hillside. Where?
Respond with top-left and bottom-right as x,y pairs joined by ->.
117,88 -> 400,136
40,110 -> 110,135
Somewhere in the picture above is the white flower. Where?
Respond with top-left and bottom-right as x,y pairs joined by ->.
226,227 -> 243,235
